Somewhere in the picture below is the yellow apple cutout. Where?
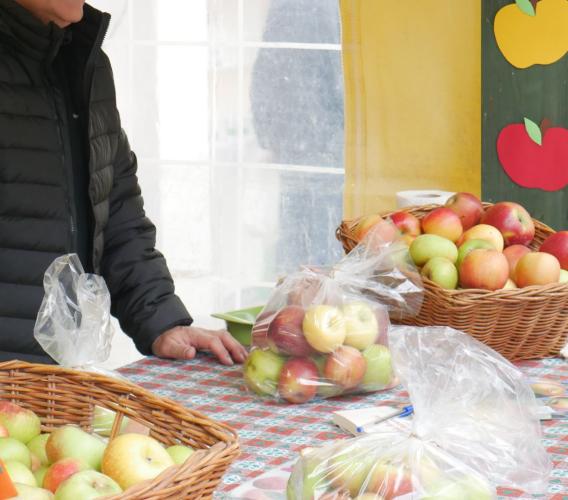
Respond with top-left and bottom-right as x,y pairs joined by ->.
494,0 -> 568,69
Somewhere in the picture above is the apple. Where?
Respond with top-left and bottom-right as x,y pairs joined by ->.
43,458 -> 89,493
445,192 -> 483,230
458,224 -> 504,252
540,231 -> 568,270
342,302 -> 379,350
319,490 -> 352,500
459,249 -> 509,290
92,407 -> 129,438
5,460 -> 36,487
30,452 -> 42,472
0,402 -> 41,444
361,344 -> 393,390
497,119 -> 568,191
354,215 -> 400,245
503,279 -> 518,290
102,433 -> 174,490
481,202 -> 535,247
267,306 -> 314,357
28,434 -> 49,468
303,305 -> 346,353
421,257 -> 458,289
312,356 -> 344,399
421,207 -> 463,243
389,211 -> 421,237
324,346 -> 366,390
0,424 -> 8,437
243,349 -> 285,397
560,270 -> 568,283
0,437 -> 32,467
13,483 -> 54,500
400,234 -> 416,247
354,495 -> 385,500
46,426 -> 106,471
514,252 -> 561,287
54,470 -> 122,500
330,451 -> 377,496
503,244 -> 531,279
278,358 -> 319,404
166,445 -> 194,465
34,466 -> 48,488
288,449 -> 331,499
456,239 -> 495,269
353,214 -> 382,241
421,474 -> 492,500
409,235 -> 458,266
366,462 -> 413,499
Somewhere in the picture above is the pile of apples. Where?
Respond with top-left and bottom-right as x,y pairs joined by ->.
244,301 -> 394,404
0,401 -> 194,499
356,193 -> 568,291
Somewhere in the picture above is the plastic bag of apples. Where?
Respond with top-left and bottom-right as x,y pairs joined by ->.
244,230 -> 424,404
286,327 -> 551,499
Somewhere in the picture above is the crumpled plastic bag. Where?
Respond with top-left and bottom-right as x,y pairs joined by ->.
286,326 -> 551,498
34,254 -> 114,369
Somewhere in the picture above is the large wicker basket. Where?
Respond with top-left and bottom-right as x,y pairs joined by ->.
0,361 -> 239,499
336,204 -> 568,361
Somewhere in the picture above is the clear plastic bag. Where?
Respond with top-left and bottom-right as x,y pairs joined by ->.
287,326 -> 551,498
244,231 -> 423,403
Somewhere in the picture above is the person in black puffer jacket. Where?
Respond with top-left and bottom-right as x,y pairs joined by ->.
0,0 -> 248,365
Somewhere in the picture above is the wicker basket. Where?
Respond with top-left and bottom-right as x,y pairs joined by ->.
0,360 -> 239,499
336,204 -> 568,361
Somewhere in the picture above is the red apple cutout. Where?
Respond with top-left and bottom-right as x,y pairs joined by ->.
497,117 -> 568,191
540,231 -> 568,270
481,201 -> 535,246
445,192 -> 484,230
267,306 -> 314,357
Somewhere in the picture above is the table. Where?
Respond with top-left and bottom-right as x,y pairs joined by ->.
119,356 -> 568,499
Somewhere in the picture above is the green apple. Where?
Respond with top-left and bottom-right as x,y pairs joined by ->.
330,450 -> 377,496
421,257 -> 458,289
13,483 -> 54,499
560,269 -> 568,283
92,406 -> 129,437
342,302 -> 379,350
410,234 -> 458,266
166,445 -> 194,465
361,344 -> 393,389
4,460 -> 36,486
102,433 -> 174,490
287,449 -> 330,500
243,349 -> 285,396
422,474 -> 492,500
0,401 -> 41,444
0,436 -> 32,467
456,239 -> 494,269
54,470 -> 122,500
28,434 -> 50,467
46,426 -> 106,471
34,465 -> 48,487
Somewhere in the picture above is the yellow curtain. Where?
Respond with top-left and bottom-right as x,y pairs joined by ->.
340,0 -> 481,218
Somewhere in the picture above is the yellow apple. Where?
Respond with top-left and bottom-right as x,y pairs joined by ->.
342,302 -> 379,349
5,460 -> 36,486
303,305 -> 346,353
102,433 -> 174,490
46,426 -> 105,471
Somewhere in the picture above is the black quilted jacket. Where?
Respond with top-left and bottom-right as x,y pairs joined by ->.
0,1 -> 192,361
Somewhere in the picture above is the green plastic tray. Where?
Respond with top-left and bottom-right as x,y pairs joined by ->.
211,305 -> 264,346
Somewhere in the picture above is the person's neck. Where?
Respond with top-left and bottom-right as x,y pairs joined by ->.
14,0 -> 70,27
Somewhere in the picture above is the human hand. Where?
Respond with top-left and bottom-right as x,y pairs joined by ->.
151,326 -> 248,365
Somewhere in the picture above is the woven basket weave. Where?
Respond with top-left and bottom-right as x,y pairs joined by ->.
336,204 -> 568,361
0,360 -> 239,499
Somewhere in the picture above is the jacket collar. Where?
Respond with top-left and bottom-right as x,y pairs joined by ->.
0,0 -> 106,62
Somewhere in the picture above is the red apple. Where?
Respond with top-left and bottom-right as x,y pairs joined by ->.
389,211 -> 421,237
0,402 -> 41,444
267,306 -> 314,357
421,208 -> 463,243
43,457 -> 89,492
503,245 -> 531,279
459,249 -> 509,290
497,121 -> 568,192
323,346 -> 366,390
445,192 -> 483,230
514,252 -> 561,287
540,231 -> 568,270
367,462 -> 413,499
481,202 -> 535,246
278,358 -> 319,404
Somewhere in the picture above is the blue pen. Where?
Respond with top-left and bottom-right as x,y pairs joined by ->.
356,405 -> 414,433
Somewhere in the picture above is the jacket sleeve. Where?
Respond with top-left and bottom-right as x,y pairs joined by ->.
101,129 -> 193,355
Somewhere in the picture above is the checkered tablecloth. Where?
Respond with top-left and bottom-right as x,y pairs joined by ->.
118,356 -> 568,499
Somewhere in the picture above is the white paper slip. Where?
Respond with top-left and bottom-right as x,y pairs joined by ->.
333,406 -> 404,435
